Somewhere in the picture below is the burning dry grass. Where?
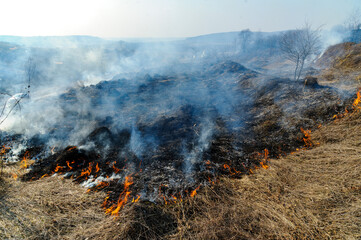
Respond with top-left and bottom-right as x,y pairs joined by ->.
172,109 -> 361,239
0,100 -> 360,239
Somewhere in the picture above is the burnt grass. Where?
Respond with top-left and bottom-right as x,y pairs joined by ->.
18,61 -> 356,213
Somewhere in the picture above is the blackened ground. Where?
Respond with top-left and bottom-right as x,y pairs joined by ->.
20,61 -> 356,204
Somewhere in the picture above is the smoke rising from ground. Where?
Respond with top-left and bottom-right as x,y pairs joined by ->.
0,29 -> 352,170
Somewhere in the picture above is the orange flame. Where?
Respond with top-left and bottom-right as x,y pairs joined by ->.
40,174 -> 49,179
158,184 -> 168,204
260,148 -> 269,169
333,90 -> 361,121
190,185 -> 200,198
79,162 -> 92,179
11,173 -> 18,180
132,195 -> 141,203
66,161 -> 73,170
87,181 -> 110,193
264,148 -> 269,159
260,162 -> 269,169
0,145 -> 10,155
20,151 -> 30,169
54,164 -> 64,173
223,164 -> 242,175
208,176 -> 216,185
97,181 -> 110,188
67,146 -> 77,151
353,90 -> 361,109
300,127 -> 313,148
112,162 -> 121,173
105,175 -> 134,216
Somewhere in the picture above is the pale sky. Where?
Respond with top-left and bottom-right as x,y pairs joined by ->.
0,0 -> 359,38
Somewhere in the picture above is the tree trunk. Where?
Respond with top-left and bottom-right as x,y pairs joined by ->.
296,58 -> 305,81
294,57 -> 300,80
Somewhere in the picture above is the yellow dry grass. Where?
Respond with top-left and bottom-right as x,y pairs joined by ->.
0,164 -> 107,239
171,110 -> 361,239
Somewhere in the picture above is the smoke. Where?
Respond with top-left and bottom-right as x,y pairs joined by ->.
320,26 -> 350,51
0,29 -> 351,184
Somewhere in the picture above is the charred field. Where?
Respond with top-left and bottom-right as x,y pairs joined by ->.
0,38 -> 361,239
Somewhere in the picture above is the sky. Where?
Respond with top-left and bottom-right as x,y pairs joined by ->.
0,0 -> 359,38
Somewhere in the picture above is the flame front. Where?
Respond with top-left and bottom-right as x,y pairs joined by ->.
190,185 -> 200,198
333,89 -> 361,121
20,151 -> 30,169
104,175 -> 134,216
300,127 -> 313,148
353,90 -> 361,109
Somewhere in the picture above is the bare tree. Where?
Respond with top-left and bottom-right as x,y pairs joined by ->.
280,23 -> 321,81
344,8 -> 361,42
0,93 -> 24,126
25,57 -> 37,98
0,57 -> 36,127
239,29 -> 252,53
345,8 -> 361,31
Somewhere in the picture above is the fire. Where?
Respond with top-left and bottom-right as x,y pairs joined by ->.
20,151 -> 30,169
260,148 -> 269,169
87,181 -> 110,193
300,127 -> 313,148
353,89 -> 361,109
67,146 -> 77,151
104,175 -> 134,216
54,164 -> 64,172
223,164 -> 242,175
97,181 -> 110,188
66,161 -> 73,170
158,184 -> 168,204
0,145 -> 10,155
95,163 -> 100,173
208,176 -> 217,185
190,185 -> 200,198
333,89 -> 361,121
112,162 -> 121,173
40,174 -> 49,179
132,195 -> 141,203
79,162 -> 92,179
260,161 -> 269,169
264,148 -> 269,159
11,173 -> 18,180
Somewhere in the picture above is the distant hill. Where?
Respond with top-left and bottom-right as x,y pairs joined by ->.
0,35 -> 108,48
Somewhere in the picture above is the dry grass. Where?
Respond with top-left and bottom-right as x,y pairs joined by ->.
0,163 -> 107,240
169,110 -> 361,240
0,103 -> 360,240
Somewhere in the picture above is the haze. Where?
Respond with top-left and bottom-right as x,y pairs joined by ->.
0,0 -> 359,38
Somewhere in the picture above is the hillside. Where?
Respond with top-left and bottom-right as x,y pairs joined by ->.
0,90 -> 360,239
0,43 -> 360,239
317,42 -> 361,86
